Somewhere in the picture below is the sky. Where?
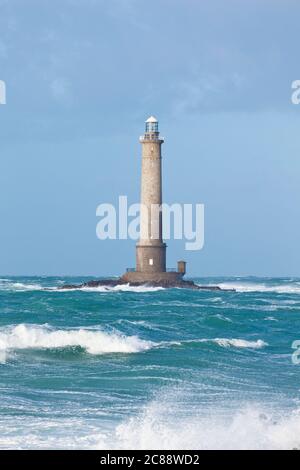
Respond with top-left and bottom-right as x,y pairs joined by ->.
0,0 -> 300,277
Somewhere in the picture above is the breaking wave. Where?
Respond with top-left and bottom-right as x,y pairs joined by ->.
0,280 -> 42,292
81,284 -> 165,293
0,322 -> 266,362
53,284 -> 165,293
209,338 -> 267,349
179,338 -> 267,349
215,282 -> 300,294
106,399 -> 300,450
0,324 -> 154,357
0,279 -> 165,293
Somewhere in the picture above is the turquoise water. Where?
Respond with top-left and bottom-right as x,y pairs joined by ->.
0,276 -> 300,449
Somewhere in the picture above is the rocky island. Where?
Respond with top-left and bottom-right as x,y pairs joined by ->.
58,277 -> 234,291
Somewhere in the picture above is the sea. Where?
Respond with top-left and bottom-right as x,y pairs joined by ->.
0,276 -> 300,450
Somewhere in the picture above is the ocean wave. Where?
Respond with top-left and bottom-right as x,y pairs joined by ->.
0,394 -> 299,450
0,280 -> 164,293
82,284 -> 165,293
0,280 -> 42,292
0,324 -> 154,357
1,401 -> 300,450
108,400 -> 300,450
169,338 -> 268,350
55,284 -> 165,293
214,314 -> 233,323
215,282 -> 300,294
211,338 -> 267,349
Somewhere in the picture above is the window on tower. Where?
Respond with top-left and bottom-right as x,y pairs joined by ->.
145,122 -> 158,133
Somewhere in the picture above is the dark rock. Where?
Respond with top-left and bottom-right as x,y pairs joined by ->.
57,278 -> 235,292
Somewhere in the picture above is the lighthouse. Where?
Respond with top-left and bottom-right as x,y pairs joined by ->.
121,116 -> 186,284
61,116 -> 223,290
136,116 -> 166,273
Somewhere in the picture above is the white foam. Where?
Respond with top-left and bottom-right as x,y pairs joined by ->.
109,401 -> 300,450
54,283 -> 165,293
0,280 -> 164,293
0,396 -> 299,450
215,313 -> 233,323
212,338 -> 267,349
2,403 -> 300,450
0,324 -> 154,356
172,338 -> 268,350
215,282 -> 300,294
0,280 -> 42,292
82,284 -> 164,293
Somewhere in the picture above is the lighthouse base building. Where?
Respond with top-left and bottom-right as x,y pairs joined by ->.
121,268 -> 186,285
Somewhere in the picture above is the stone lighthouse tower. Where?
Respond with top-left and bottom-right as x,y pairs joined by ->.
136,116 -> 166,273
121,116 -> 186,284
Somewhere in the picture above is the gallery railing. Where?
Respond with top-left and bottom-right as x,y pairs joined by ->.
126,268 -> 177,273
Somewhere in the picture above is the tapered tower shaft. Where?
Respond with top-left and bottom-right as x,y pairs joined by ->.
136,116 -> 166,273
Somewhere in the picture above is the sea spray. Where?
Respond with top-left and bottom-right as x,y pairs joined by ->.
113,399 -> 300,450
215,282 -> 300,294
